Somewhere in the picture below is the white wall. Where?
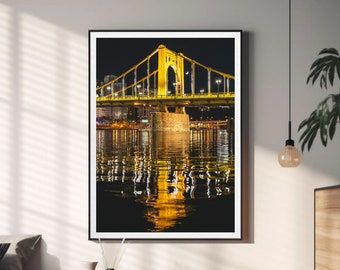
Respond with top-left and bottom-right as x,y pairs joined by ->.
1,0 -> 340,269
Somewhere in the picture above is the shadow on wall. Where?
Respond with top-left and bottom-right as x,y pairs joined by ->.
0,2 -> 89,270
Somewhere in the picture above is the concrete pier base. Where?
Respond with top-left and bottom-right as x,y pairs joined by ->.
152,112 -> 189,132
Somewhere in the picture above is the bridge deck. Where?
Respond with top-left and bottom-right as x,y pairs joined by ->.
97,93 -> 235,107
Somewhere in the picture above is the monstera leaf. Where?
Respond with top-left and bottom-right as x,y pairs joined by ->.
307,48 -> 340,89
298,94 -> 340,152
298,48 -> 340,152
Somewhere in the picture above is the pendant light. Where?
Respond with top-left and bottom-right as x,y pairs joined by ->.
278,0 -> 302,167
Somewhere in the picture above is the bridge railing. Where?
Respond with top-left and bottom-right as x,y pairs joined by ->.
96,91 -> 235,102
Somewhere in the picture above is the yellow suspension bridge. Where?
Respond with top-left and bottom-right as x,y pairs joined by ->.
96,45 -> 235,109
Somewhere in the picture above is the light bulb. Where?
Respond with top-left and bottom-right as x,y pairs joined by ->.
278,141 -> 301,167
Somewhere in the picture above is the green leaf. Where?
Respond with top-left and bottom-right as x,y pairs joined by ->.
318,55 -> 339,63
329,112 -> 338,140
320,74 -> 327,88
319,118 -> 328,146
298,109 -> 321,152
300,125 -> 319,152
307,50 -> 340,89
310,58 -> 323,70
337,62 -> 340,80
299,125 -> 313,143
308,67 -> 324,85
329,97 -> 340,140
298,119 -> 308,131
307,127 -> 319,151
319,48 -> 339,55
329,64 -> 335,86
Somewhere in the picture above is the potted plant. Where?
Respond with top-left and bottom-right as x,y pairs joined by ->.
298,48 -> 340,151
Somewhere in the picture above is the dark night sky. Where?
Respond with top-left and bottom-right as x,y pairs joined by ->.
96,37 -> 235,82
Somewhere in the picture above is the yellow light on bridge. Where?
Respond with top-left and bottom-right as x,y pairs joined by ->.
216,79 -> 222,93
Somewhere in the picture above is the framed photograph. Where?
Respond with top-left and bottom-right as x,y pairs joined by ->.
89,30 -> 242,239
315,185 -> 340,270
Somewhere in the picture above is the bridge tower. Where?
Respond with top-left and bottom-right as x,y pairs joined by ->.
157,45 -> 185,113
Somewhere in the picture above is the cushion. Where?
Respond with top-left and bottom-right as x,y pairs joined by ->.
16,236 -> 41,263
0,243 -> 10,262
0,235 -> 41,270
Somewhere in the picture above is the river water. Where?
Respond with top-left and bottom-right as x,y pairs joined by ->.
96,129 -> 235,233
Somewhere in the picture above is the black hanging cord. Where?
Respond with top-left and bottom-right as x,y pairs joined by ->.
286,0 -> 294,146
289,0 -> 291,125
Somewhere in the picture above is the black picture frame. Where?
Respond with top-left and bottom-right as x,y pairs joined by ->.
89,30 -> 242,240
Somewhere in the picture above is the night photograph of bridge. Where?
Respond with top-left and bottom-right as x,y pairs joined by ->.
89,31 -> 242,239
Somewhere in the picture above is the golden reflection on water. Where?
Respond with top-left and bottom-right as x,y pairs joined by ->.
96,129 -> 234,232
145,131 -> 189,231
145,169 -> 187,231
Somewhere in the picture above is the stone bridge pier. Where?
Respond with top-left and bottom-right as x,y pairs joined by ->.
151,112 -> 189,132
